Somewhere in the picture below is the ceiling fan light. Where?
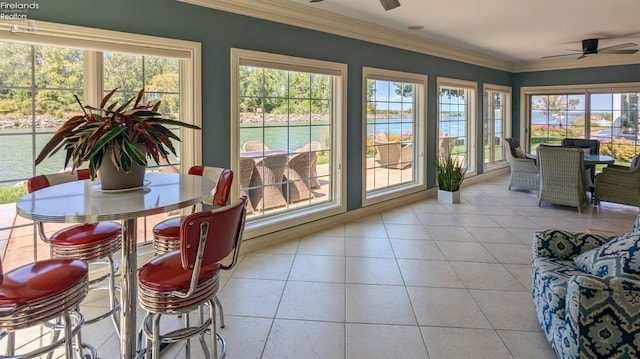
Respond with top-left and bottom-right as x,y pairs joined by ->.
379,0 -> 401,11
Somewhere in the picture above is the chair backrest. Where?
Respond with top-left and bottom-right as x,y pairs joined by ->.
538,146 -> 585,192
504,138 -> 521,159
298,141 -> 321,152
180,196 -> 247,273
243,141 -> 269,152
188,166 -> 233,207
561,138 -> 600,155
28,169 -> 90,193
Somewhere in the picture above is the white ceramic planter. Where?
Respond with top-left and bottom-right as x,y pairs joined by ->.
438,189 -> 460,204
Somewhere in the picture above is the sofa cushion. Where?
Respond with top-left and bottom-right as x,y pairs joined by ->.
514,146 -> 526,159
573,232 -> 640,279
532,257 -> 586,322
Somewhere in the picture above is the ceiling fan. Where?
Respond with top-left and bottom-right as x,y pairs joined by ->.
310,0 -> 401,11
543,38 -> 639,60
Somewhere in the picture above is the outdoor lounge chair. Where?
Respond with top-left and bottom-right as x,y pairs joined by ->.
373,133 -> 413,169
285,151 -> 315,203
243,140 -> 269,152
297,141 -> 322,188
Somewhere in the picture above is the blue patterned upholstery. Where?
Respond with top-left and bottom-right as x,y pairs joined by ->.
573,233 -> 640,279
532,229 -> 640,358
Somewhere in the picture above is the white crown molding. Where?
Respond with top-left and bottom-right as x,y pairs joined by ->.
178,0 -> 515,72
513,55 -> 640,73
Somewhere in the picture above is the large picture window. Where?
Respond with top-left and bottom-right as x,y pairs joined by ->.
362,67 -> 426,205
0,21 -> 200,270
231,49 -> 346,238
524,84 -> 640,165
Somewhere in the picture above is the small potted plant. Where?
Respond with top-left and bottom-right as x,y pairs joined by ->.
435,155 -> 467,203
35,88 -> 200,190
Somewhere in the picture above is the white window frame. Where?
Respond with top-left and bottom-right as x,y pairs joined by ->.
483,83 -> 511,171
361,67 -> 426,206
230,48 -> 347,239
437,77 -> 478,176
520,82 -> 640,152
0,21 -> 202,171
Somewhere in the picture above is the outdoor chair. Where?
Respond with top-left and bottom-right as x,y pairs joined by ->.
239,156 -> 257,213
251,152 -> 289,211
373,133 -> 413,169
285,151 -> 315,203
242,140 -> 269,152
0,257 -> 91,358
503,138 -> 539,191
138,196 -> 247,359
297,141 -> 322,188
594,154 -> 640,208
560,138 -> 600,155
27,170 -> 121,333
537,145 -> 588,212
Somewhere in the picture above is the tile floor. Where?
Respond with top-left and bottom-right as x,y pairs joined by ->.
15,174 -> 639,358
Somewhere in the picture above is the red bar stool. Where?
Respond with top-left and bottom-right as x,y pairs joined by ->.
152,166 -> 233,327
138,196 -> 247,359
27,170 -> 121,333
0,257 -> 91,358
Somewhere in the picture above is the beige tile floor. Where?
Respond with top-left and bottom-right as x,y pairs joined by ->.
11,174 -> 639,358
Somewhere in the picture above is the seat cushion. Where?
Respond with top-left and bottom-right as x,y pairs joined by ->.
532,257 -> 585,321
50,222 -> 121,247
138,251 -> 219,292
573,232 -> 640,279
152,217 -> 183,241
0,259 -> 88,307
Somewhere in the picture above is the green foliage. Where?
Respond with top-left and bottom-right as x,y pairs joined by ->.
435,156 -> 467,192
601,138 -> 638,163
0,184 -> 27,204
35,88 -> 200,179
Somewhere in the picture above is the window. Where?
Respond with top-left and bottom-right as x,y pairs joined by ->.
0,21 -> 200,269
524,84 -> 640,165
483,84 -> 511,169
438,78 -> 477,175
231,49 -> 346,238
363,67 -> 426,205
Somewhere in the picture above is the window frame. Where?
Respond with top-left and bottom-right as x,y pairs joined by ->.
437,77 -> 478,176
361,67 -> 427,206
520,82 -> 640,153
230,48 -> 347,239
482,83 -> 511,171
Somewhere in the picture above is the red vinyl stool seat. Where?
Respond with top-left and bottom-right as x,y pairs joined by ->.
28,170 -> 122,333
0,258 -> 93,358
138,196 -> 247,359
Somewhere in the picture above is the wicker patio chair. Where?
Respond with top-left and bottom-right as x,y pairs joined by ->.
373,133 -> 413,169
298,141 -> 322,188
242,140 -> 269,152
537,146 -> 587,212
239,156 -> 257,213
594,155 -> 640,208
503,138 -> 539,191
285,151 -> 315,203
251,152 -> 288,211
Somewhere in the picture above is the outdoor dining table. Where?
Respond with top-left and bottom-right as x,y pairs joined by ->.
15,173 -> 216,359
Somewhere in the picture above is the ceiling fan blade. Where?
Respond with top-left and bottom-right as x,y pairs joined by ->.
542,53 -> 579,59
599,49 -> 639,55
597,42 -> 638,52
379,0 -> 400,11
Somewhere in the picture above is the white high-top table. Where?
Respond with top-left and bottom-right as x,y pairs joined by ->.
16,173 -> 216,359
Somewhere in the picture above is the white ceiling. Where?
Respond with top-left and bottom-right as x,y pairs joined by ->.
289,0 -> 640,65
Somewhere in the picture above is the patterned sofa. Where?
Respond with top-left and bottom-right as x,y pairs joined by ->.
532,226 -> 640,358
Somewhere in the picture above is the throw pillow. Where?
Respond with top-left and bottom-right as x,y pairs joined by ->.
573,232 -> 640,279
514,146 -> 526,159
